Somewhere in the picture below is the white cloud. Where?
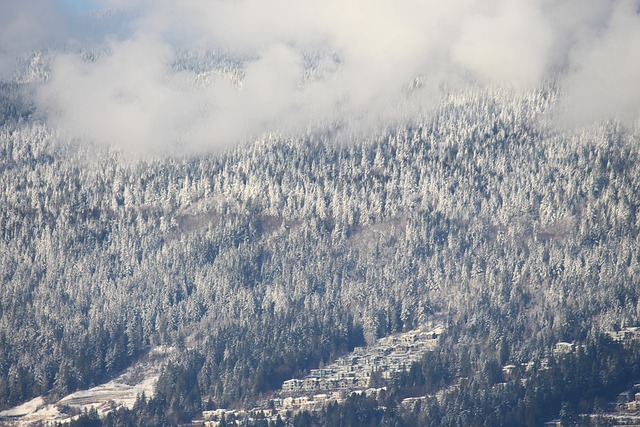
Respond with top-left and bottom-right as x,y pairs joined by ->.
39,37 -> 177,151
451,0 -> 554,89
559,0 -> 640,125
6,0 -> 637,151
0,1 -> 70,53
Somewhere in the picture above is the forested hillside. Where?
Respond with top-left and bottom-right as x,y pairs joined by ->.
2,69 -> 640,425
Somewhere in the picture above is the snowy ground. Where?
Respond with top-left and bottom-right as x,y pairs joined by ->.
0,346 -> 173,426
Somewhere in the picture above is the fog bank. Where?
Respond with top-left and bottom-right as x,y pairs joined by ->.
3,0 -> 639,150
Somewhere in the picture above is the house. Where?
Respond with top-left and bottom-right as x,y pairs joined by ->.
309,368 -> 335,378
502,365 -> 517,381
282,379 -> 303,393
626,400 -> 640,412
202,409 -> 227,421
302,377 -> 321,392
553,342 -> 575,356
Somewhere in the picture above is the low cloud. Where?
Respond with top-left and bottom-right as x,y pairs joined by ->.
4,0 -> 639,151
0,1 -> 70,54
451,0 -> 554,89
559,0 -> 640,126
0,0 -> 69,79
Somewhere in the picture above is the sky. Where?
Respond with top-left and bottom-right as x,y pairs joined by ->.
2,0 -> 639,152
61,0 -> 101,11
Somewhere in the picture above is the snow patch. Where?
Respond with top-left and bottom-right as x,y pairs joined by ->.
0,397 -> 45,418
0,347 -> 173,426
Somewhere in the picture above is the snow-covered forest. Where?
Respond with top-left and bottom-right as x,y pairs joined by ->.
2,64 -> 640,423
2,1 -> 640,424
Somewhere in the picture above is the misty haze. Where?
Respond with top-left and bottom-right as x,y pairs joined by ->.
1,0 -> 640,426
